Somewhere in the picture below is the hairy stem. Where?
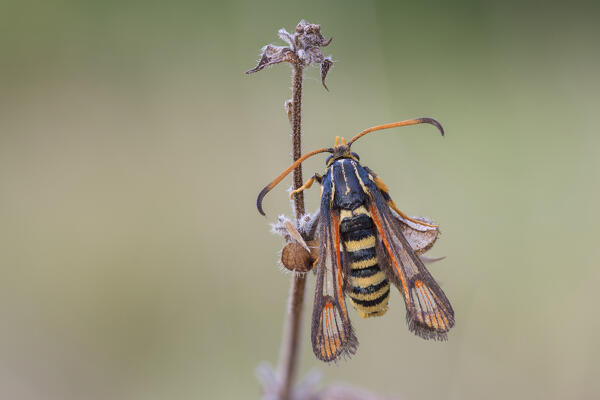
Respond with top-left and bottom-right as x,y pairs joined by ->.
290,65 -> 305,218
277,63 -> 306,400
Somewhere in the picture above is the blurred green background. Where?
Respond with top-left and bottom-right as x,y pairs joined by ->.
1,0 -> 599,399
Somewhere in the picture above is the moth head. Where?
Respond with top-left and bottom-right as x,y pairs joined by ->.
325,136 -> 360,166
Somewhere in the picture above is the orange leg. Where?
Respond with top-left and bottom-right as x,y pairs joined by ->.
290,174 -> 321,199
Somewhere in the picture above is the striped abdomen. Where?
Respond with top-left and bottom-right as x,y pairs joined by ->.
340,206 -> 390,318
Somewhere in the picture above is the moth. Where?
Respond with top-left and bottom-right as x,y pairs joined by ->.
257,118 -> 455,362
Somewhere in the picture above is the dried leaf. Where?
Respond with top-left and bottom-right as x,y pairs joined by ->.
321,57 -> 333,91
321,37 -> 333,47
284,220 -> 310,252
246,45 -> 294,74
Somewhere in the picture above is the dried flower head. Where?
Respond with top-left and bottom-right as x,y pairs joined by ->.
272,214 -> 319,272
246,19 -> 334,90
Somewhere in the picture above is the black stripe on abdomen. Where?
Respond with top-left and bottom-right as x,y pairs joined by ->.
350,288 -> 391,307
351,278 -> 388,295
346,247 -> 377,262
340,210 -> 390,318
350,265 -> 379,278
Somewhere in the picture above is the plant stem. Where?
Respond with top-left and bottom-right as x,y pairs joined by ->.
277,63 -> 306,400
290,64 -> 305,218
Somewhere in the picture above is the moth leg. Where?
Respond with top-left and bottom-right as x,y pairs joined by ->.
290,174 -> 323,199
372,175 -> 438,229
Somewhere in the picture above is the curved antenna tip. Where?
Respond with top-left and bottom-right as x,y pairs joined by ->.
420,117 -> 445,137
256,186 -> 269,216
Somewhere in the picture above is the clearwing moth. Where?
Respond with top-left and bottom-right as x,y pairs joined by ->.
258,118 -> 454,362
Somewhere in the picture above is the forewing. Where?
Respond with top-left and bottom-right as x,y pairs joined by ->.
369,194 -> 454,340
311,206 -> 358,362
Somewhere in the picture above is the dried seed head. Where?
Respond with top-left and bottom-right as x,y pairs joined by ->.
246,20 -> 334,90
272,213 -> 320,272
281,242 -> 314,272
295,20 -> 331,50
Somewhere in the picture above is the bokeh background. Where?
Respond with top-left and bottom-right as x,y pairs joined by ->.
1,1 -> 599,399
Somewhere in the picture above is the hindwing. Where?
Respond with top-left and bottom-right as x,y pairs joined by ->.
311,192 -> 358,362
